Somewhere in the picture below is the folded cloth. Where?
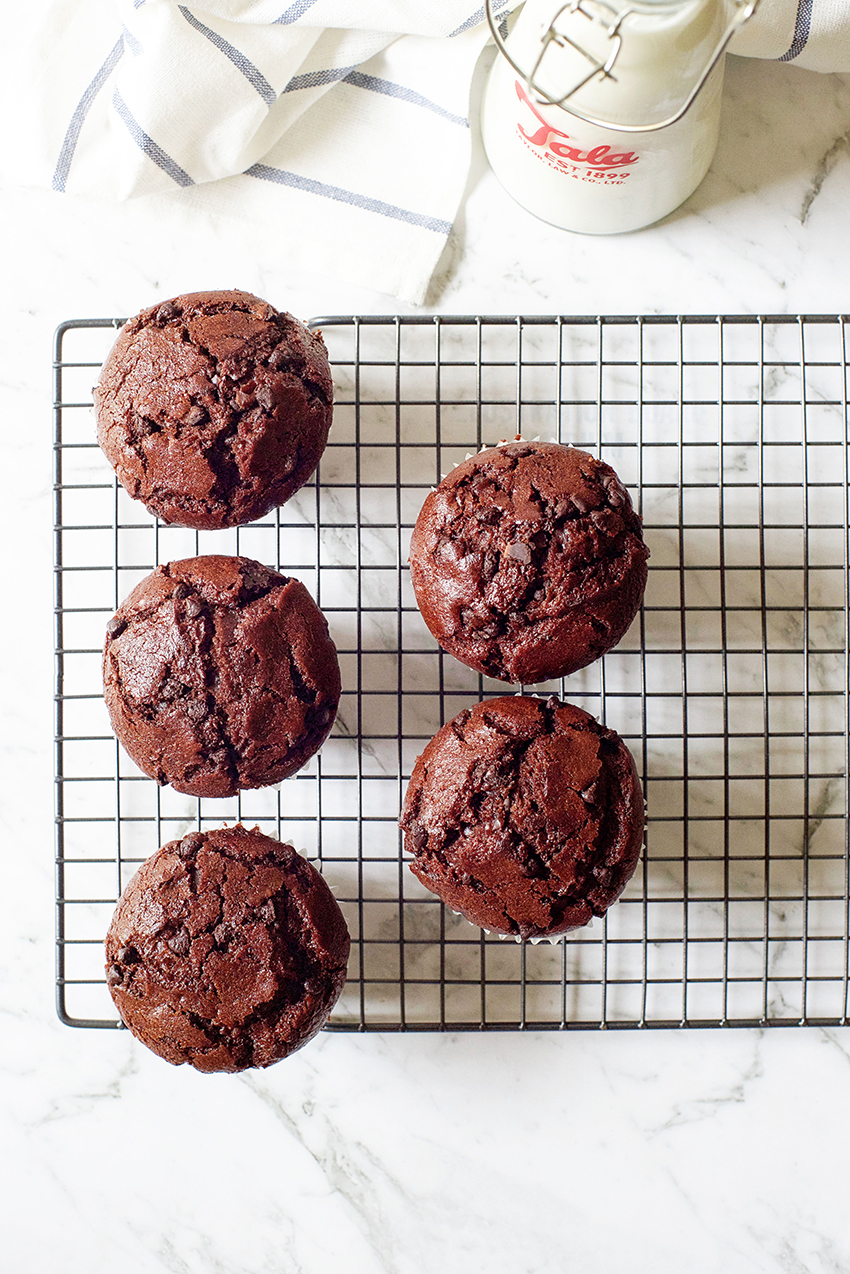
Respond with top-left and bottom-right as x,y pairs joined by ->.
730,0 -> 850,71
16,0 -> 519,303
12,1 -> 850,303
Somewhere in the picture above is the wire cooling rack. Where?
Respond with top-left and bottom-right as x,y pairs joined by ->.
54,313 -> 850,1031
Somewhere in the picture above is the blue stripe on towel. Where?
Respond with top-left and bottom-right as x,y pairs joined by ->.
178,6 -> 277,106
283,65 -> 468,126
52,36 -> 125,192
112,90 -> 194,186
778,0 -> 814,60
245,163 -> 452,234
284,64 -> 359,91
122,26 -> 143,56
273,0 -> 321,25
448,0 -> 511,38
343,71 -> 469,127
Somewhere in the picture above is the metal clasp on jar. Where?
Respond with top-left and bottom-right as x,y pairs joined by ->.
485,0 -> 760,133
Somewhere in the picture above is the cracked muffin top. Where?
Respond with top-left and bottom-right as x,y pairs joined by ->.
94,290 -> 333,530
105,824 -> 350,1072
408,441 -> 649,684
103,555 -> 340,798
400,695 -> 644,940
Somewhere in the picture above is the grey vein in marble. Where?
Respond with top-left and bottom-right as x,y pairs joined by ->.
800,127 -> 850,223
649,1030 -> 765,1131
238,1071 -> 411,1274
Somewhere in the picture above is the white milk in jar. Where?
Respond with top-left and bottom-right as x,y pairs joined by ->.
481,0 -> 758,234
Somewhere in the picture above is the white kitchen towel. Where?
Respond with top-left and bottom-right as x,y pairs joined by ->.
11,1 -> 850,303
16,0 -> 518,303
730,0 -> 850,71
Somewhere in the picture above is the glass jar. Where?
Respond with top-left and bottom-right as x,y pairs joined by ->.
481,0 -> 758,233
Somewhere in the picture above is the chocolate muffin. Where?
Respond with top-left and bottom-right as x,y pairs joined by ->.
94,289 -> 333,529
103,555 -> 340,798
400,695 -> 643,940
408,440 -> 649,684
105,824 -> 350,1072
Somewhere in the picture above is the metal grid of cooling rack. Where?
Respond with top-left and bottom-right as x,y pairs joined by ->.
55,313 -> 850,1032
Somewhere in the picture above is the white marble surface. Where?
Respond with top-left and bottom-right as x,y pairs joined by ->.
4,47 -> 850,1274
